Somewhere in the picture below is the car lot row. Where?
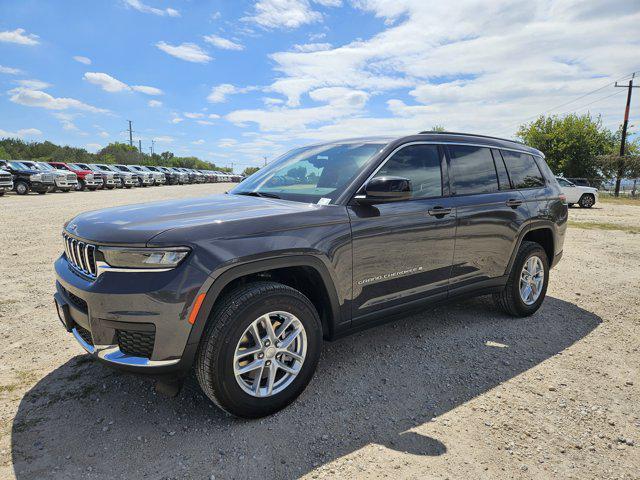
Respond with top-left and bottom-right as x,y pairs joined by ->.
0,160 -> 242,195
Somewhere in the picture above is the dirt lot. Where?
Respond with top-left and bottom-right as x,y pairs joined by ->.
0,185 -> 638,479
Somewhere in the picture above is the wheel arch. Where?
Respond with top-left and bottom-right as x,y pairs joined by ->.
505,223 -> 556,275
186,256 -> 342,354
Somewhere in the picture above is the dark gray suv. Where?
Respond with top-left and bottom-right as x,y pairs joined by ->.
53,132 -> 567,418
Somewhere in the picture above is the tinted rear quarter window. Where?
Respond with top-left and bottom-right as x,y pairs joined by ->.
449,146 -> 499,195
375,144 -> 442,199
501,151 -> 545,189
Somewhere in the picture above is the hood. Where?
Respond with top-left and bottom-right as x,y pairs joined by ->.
64,193 -> 328,245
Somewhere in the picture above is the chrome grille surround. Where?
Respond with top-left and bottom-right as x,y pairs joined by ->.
62,233 -> 97,278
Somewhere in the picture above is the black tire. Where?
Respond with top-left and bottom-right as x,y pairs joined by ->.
37,190 -> 46,195
579,194 -> 595,208
195,281 -> 322,418
493,241 -> 549,317
568,203 -> 574,207
0,190 -> 5,196
76,180 -> 85,191
88,187 -> 97,191
15,181 -> 29,195
61,188 -> 71,193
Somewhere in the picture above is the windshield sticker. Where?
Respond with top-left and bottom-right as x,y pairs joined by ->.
317,197 -> 331,205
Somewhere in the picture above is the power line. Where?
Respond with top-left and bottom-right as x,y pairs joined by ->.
554,89 -> 626,118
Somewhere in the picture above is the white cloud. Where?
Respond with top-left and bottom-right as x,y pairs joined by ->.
16,79 -> 51,89
0,127 -> 42,138
154,135 -> 174,143
203,34 -> 243,51
53,112 -> 80,131
9,87 -> 108,113
293,42 -> 332,52
0,65 -> 23,75
184,112 -> 205,119
155,41 -> 211,63
84,72 -> 163,95
207,83 -> 258,103
192,139 -> 206,145
73,55 -> 92,65
98,130 -> 109,138
244,0 -> 322,29
171,117 -> 184,124
148,99 -> 162,107
132,85 -> 163,95
0,28 -> 39,46
197,120 -> 215,125
218,138 -> 238,148
122,0 -> 180,17
84,72 -> 129,92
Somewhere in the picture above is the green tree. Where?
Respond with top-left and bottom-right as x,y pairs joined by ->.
0,145 -> 10,159
597,137 -> 640,196
517,114 -> 614,179
242,166 -> 260,176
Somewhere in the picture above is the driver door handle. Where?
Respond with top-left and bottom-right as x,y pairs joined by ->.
428,206 -> 452,217
506,199 -> 523,208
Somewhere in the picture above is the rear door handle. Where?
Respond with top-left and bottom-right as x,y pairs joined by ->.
506,199 -> 523,208
428,206 -> 452,217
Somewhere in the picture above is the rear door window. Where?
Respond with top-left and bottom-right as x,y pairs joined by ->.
501,151 -> 545,189
491,149 -> 511,190
449,146 -> 499,195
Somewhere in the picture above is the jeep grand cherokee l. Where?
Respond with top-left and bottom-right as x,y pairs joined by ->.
53,132 -> 567,418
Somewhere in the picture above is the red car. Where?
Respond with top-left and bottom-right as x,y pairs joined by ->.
47,162 -> 102,191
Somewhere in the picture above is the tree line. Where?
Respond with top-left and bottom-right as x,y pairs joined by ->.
0,139 -> 232,172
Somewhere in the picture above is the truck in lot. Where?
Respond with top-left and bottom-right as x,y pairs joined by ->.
130,165 -> 166,186
20,161 -> 78,193
91,164 -> 137,189
1,159 -> 56,195
146,166 -> 178,185
53,132 -> 567,418
0,162 -> 14,196
72,163 -> 116,190
114,164 -> 154,187
47,162 -> 101,191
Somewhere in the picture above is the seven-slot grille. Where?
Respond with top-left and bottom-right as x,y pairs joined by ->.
42,173 -> 54,183
0,172 -> 11,182
63,232 -> 97,277
66,174 -> 76,181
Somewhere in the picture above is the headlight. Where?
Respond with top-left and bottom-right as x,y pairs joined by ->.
30,173 -> 42,181
99,247 -> 190,269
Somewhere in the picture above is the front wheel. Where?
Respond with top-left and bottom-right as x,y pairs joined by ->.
15,181 -> 30,195
579,194 -> 595,208
493,241 -> 549,317
195,281 -> 322,418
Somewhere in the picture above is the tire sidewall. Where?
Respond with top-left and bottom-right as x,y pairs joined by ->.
511,246 -> 549,315
15,181 -> 29,195
206,290 -> 322,418
579,194 -> 594,208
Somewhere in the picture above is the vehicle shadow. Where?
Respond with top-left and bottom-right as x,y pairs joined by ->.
11,296 -> 600,479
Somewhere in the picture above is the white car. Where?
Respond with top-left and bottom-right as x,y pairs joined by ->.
556,177 -> 598,208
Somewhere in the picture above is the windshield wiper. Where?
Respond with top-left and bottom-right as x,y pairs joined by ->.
235,191 -> 281,199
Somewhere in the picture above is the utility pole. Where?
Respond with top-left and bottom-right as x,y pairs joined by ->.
138,139 -> 142,153
150,139 -> 155,156
614,73 -> 639,196
127,120 -> 133,147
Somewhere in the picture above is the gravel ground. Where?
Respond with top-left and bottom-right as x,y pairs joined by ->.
0,186 -> 638,480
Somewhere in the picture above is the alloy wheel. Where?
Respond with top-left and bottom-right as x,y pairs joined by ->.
519,255 -> 544,305
233,311 -> 307,398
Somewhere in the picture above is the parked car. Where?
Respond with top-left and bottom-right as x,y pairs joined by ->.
166,167 -> 189,184
53,132 -> 567,418
1,159 -> 56,195
47,162 -> 101,191
69,162 -> 114,190
198,170 -> 217,183
91,164 -> 137,189
114,164 -> 154,187
556,176 -> 598,208
130,165 -> 166,186
21,161 -> 77,192
145,166 -> 175,185
0,161 -> 14,196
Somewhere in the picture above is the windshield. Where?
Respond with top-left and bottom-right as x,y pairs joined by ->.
115,165 -> 129,172
37,163 -> 54,171
230,142 -> 386,203
9,161 -> 30,171
67,164 -> 84,170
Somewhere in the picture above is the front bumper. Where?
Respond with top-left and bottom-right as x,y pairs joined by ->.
55,179 -> 78,188
83,178 -> 100,187
32,181 -> 55,192
54,254 -> 209,374
0,181 -> 13,190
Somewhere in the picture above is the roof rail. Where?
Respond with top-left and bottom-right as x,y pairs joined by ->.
418,131 -> 525,145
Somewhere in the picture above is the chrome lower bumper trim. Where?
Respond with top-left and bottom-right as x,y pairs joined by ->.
71,327 -> 180,367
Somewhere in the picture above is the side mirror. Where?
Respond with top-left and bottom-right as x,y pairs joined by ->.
358,176 -> 412,204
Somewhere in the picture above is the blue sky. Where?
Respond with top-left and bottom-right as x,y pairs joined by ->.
1,0 -> 639,171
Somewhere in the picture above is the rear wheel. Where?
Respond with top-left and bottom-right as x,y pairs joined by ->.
15,181 -> 29,195
195,281 -> 322,418
579,194 -> 595,208
494,241 -> 549,317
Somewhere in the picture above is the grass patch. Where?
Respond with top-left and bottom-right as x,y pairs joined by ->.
568,220 -> 639,234
599,194 -> 640,206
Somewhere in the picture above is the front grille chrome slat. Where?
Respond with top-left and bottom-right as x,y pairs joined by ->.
62,233 -> 97,279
